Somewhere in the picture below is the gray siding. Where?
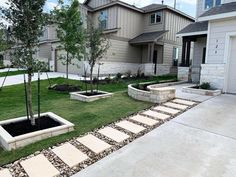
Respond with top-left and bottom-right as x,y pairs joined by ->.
87,0 -> 111,8
38,44 -> 52,60
143,11 -> 165,33
164,10 -> 193,45
90,6 -> 117,30
116,6 -> 143,39
193,37 -> 207,67
104,39 -> 142,63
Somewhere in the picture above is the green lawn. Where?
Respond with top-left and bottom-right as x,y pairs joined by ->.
0,70 -> 26,77
0,75 -> 176,166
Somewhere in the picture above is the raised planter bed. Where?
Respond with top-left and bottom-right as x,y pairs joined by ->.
182,86 -> 221,96
0,112 -> 74,151
128,81 -> 186,104
70,90 -> 113,102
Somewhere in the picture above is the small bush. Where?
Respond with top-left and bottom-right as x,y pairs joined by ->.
199,82 -> 211,90
115,73 -> 122,80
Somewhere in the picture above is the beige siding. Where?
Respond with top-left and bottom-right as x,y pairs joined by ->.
207,19 -> 236,64
164,10 -> 193,45
104,39 -> 142,63
90,6 -> 117,29
116,7 -> 143,39
143,11 -> 165,33
163,43 -> 182,65
38,44 -> 51,60
87,0 -> 111,8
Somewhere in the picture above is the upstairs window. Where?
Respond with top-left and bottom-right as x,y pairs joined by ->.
150,11 -> 162,24
99,10 -> 108,29
205,0 -> 221,10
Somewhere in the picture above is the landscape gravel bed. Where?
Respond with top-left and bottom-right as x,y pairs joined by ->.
2,98 -> 199,177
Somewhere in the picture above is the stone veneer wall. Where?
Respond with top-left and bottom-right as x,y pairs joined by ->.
178,67 -> 189,81
200,64 -> 226,90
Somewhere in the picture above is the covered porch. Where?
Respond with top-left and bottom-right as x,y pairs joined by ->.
177,21 -> 208,83
129,31 -> 168,76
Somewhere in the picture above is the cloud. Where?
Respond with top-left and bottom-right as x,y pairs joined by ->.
44,1 -> 58,12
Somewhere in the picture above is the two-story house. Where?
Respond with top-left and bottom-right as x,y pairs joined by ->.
51,0 -> 194,76
177,0 -> 236,94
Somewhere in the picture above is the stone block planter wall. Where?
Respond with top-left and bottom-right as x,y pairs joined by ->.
0,112 -> 74,151
182,86 -> 221,96
178,67 -> 189,81
70,91 -> 113,102
200,64 -> 225,90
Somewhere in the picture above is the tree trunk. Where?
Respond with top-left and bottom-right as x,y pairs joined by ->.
66,52 -> 69,80
27,73 -> 35,126
90,66 -> 94,93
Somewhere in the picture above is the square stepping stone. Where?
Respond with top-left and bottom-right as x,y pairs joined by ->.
164,102 -> 188,110
77,134 -> 111,154
52,143 -> 88,168
98,127 -> 129,143
142,110 -> 170,120
20,154 -> 59,177
0,169 -> 12,177
153,106 -> 181,115
129,115 -> 159,126
115,120 -> 145,134
173,99 -> 196,106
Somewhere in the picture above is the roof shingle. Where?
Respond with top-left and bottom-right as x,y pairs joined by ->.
177,21 -> 208,35
129,31 -> 168,44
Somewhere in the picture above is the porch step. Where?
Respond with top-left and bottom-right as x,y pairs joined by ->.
142,110 -> 170,120
98,127 -> 130,143
52,143 -> 89,168
20,154 -> 60,177
153,106 -> 181,115
172,99 -> 196,106
129,115 -> 159,126
164,102 -> 189,110
0,169 -> 12,177
77,134 -> 111,154
116,120 -> 146,134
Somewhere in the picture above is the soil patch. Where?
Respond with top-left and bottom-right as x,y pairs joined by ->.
2,116 -> 62,137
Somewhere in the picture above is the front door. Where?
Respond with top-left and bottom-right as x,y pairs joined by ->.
153,50 -> 157,74
227,37 -> 236,94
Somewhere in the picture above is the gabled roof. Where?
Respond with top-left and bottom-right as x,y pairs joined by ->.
129,31 -> 168,44
83,0 -> 195,21
177,21 -> 208,37
198,2 -> 236,21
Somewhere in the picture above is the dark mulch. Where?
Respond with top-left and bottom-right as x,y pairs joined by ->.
49,84 -> 81,92
80,92 -> 105,96
2,116 -> 62,137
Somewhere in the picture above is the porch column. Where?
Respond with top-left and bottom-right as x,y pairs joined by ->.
186,41 -> 191,67
181,38 -> 187,66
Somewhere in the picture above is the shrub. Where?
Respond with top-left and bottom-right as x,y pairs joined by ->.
199,82 -> 211,90
115,73 -> 122,80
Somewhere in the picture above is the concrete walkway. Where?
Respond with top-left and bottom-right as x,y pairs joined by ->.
73,95 -> 236,177
0,72 -> 83,87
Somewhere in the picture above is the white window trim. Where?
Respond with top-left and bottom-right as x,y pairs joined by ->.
203,0 -> 221,11
150,11 -> 163,25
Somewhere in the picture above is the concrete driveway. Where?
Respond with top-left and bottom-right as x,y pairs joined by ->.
73,95 -> 236,177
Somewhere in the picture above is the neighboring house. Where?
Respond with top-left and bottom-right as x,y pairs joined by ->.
3,24 -> 58,69
52,0 -> 194,76
177,0 -> 236,94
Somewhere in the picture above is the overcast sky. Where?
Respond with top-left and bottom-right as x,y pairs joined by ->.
1,0 -> 197,24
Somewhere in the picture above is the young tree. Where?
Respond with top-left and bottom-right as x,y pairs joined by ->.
53,0 -> 85,80
85,23 -> 110,93
1,0 -> 47,125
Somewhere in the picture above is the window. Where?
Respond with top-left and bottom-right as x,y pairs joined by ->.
99,10 -> 108,29
215,0 -> 221,6
173,47 -> 179,66
205,0 -> 221,10
150,11 -> 162,24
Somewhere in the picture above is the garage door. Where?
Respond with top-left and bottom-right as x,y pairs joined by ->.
227,37 -> 236,94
